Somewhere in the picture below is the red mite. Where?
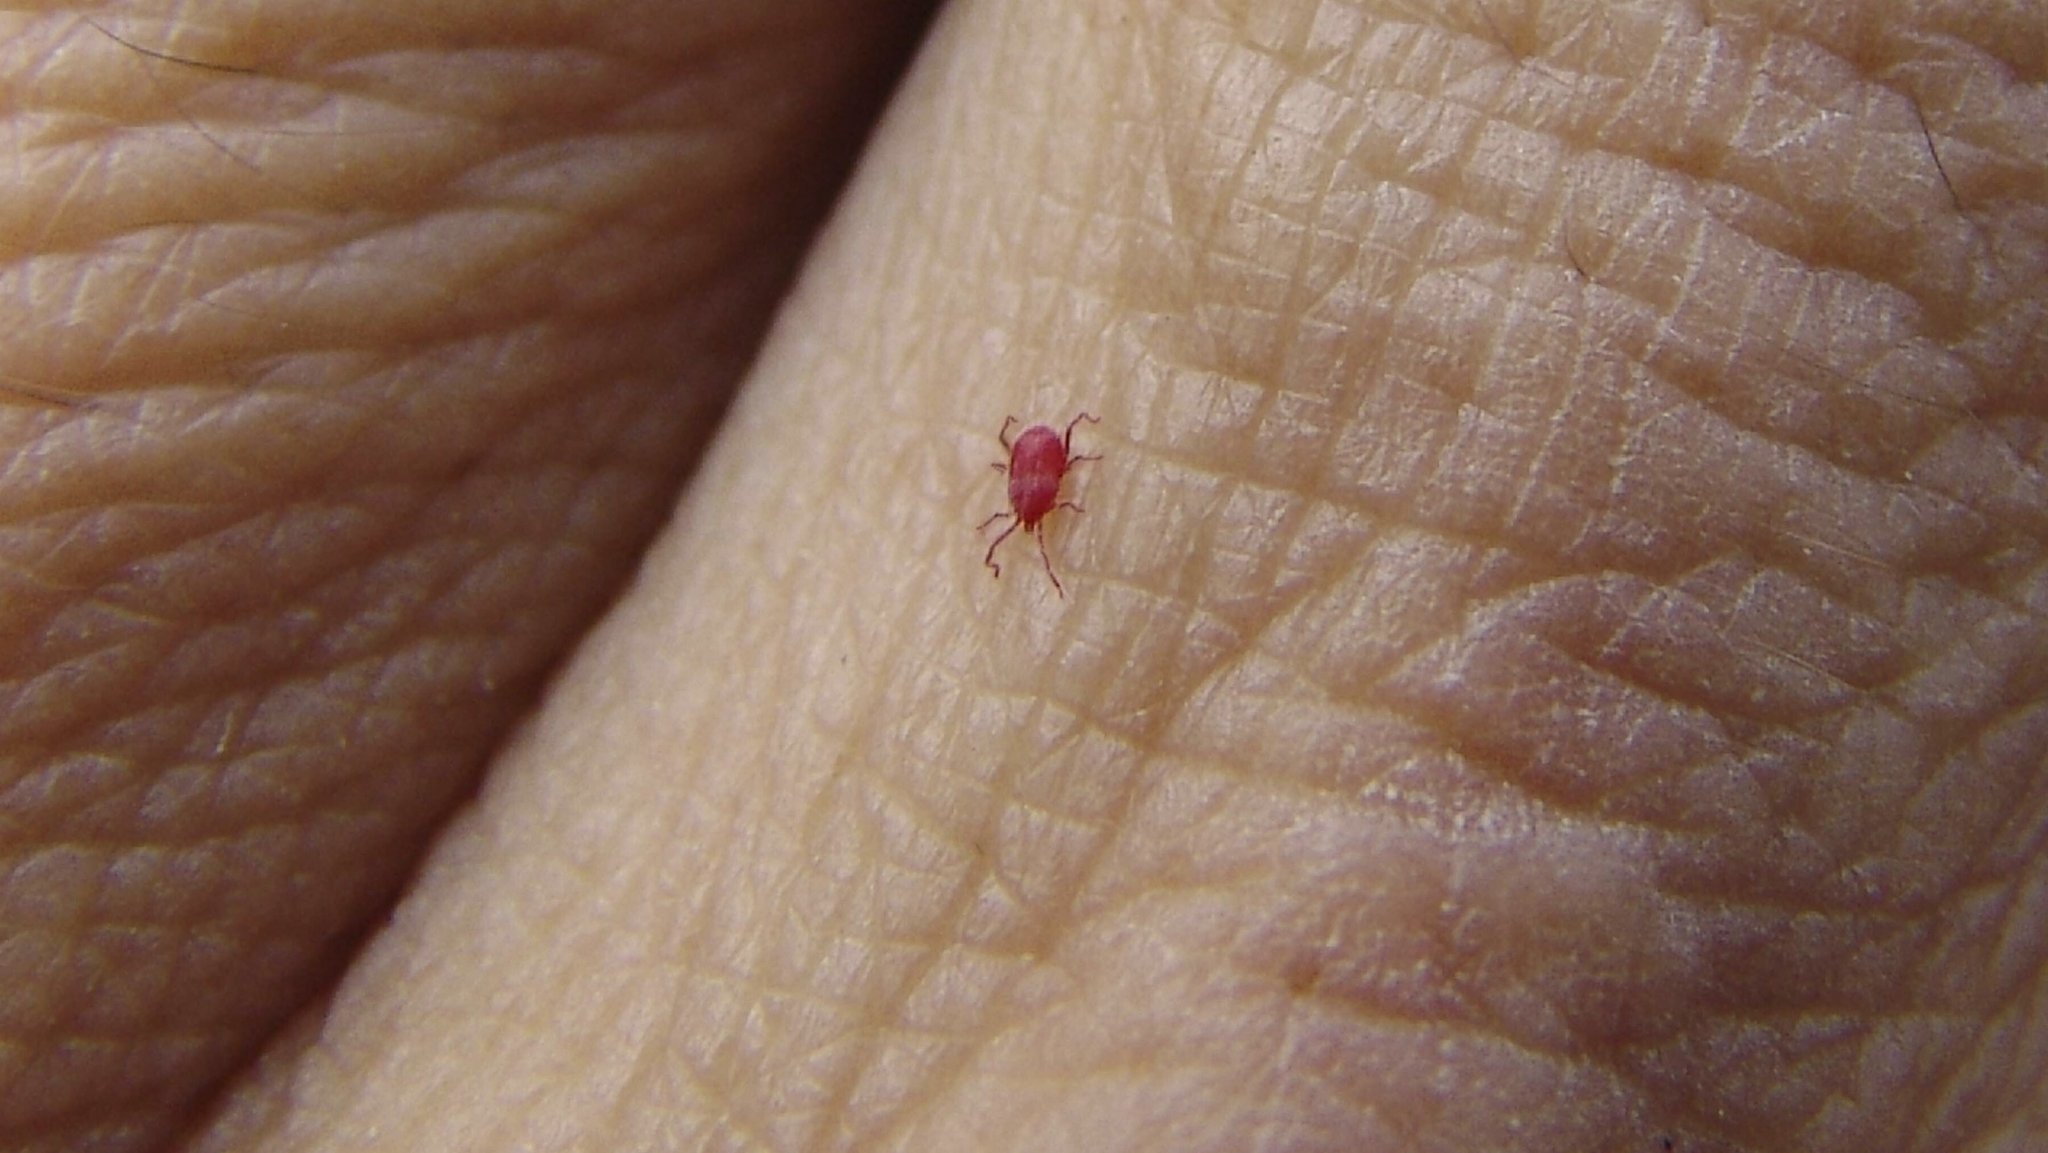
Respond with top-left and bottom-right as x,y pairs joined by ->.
978,412 -> 1100,598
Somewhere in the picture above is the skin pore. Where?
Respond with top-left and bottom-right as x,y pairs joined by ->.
2,1 -> 2044,1151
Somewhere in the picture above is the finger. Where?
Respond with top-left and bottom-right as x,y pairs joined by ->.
183,1 -> 2048,1150
0,1 -> 933,1147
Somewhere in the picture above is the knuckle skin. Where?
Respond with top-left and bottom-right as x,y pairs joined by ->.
13,0 -> 2030,1151
0,1 -> 930,1149
870,0 -> 2048,1148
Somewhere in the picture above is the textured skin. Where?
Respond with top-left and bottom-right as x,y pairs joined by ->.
11,0 -> 2048,1152
0,2 -> 932,1150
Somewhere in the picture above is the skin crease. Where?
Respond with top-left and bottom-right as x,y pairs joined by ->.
0,0 -> 933,1149
0,0 -> 2040,1152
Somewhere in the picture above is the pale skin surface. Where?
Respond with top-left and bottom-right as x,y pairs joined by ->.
1,0 -> 2043,1150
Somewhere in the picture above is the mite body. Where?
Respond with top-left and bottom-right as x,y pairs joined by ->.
979,412 -> 1099,597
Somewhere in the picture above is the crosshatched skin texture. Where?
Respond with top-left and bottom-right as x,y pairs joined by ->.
6,0 -> 2047,1151
0,1 -> 934,1150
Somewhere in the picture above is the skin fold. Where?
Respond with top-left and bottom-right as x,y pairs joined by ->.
0,0 -> 2042,1150
0,0 -> 931,1148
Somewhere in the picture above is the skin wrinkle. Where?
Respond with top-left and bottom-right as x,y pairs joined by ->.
0,0 -> 934,1149
1021,1 -> 2036,1148
3,0 -> 2025,1149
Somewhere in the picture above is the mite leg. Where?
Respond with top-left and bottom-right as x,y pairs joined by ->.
982,515 -> 1020,578
1062,411 -> 1099,454
998,416 -> 1020,451
1034,526 -> 1066,599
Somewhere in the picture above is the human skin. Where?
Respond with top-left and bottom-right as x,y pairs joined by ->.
0,0 -> 931,1148
2,0 -> 2044,1150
